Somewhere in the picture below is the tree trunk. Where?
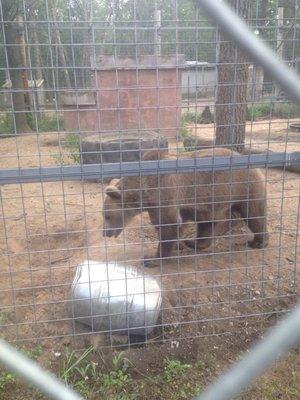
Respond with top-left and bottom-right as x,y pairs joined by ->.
15,15 -> 30,107
51,7 -> 72,88
32,29 -> 43,81
4,19 -> 32,133
215,0 -> 250,153
82,0 -> 93,87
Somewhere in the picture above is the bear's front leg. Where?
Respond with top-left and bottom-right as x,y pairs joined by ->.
143,222 -> 179,268
143,207 -> 181,268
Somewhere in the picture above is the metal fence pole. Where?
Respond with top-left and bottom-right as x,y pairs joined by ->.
195,303 -> 300,400
0,338 -> 84,400
197,0 -> 300,101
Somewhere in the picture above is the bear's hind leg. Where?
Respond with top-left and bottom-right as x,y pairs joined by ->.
241,201 -> 269,249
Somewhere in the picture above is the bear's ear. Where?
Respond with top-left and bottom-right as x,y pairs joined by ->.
105,186 -> 121,200
110,178 -> 120,186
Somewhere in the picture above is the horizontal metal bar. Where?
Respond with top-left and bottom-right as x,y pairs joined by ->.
197,0 -> 300,101
1,152 -> 300,185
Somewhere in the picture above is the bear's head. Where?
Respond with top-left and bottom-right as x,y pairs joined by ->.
102,185 -> 139,238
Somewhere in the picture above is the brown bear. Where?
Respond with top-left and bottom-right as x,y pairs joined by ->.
102,148 -> 268,266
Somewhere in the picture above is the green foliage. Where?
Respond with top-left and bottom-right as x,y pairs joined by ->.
59,348 -> 134,398
0,113 -> 65,135
21,345 -> 43,361
59,346 -> 96,397
246,102 -> 274,120
62,134 -> 80,149
240,354 -> 300,400
0,345 -> 297,400
177,382 -> 202,399
0,345 -> 43,394
0,372 -> 16,392
27,114 -> 65,132
273,102 -> 300,119
180,107 -> 214,141
0,313 -> 6,325
101,352 -> 133,392
179,122 -> 190,139
181,101 -> 300,128
258,376 -> 300,400
181,108 -> 214,125
195,360 -> 206,371
182,111 -> 203,124
102,368 -> 131,391
247,101 -> 300,121
59,346 -> 94,384
164,358 -> 191,382
52,134 -> 81,165
0,114 -> 14,135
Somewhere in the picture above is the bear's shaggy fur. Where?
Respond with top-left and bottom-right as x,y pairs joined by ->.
103,148 -> 268,265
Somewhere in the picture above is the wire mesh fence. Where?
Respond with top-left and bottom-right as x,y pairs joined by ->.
0,2 -> 299,395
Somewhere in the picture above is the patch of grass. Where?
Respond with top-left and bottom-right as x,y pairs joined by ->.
59,346 -> 96,397
195,360 -> 206,371
182,111 -> 203,124
21,345 -> 43,361
0,113 -> 64,135
52,134 -> 81,165
273,101 -> 300,119
183,144 -> 196,152
259,375 -> 300,400
101,352 -> 133,395
247,102 -> 273,121
51,153 -> 67,166
0,344 -> 297,400
102,368 -> 131,391
0,372 -> 16,393
181,107 -> 214,125
247,101 -> 300,121
51,134 -> 81,166
27,113 -> 65,132
0,114 -> 14,135
62,134 -> 80,149
238,353 -> 300,400
0,313 -> 6,325
179,121 -> 190,139
164,358 -> 191,382
179,113 -> 191,139
177,382 -> 202,399
201,353 -> 217,373
0,345 -> 44,395
59,346 -> 94,383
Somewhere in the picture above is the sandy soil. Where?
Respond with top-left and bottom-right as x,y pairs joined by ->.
0,119 -> 299,357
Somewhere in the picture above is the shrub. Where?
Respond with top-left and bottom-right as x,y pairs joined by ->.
0,114 -> 14,135
273,102 -> 300,118
247,101 -> 300,121
0,113 -> 65,135
27,113 -> 65,132
246,102 -> 273,121
182,111 -> 203,124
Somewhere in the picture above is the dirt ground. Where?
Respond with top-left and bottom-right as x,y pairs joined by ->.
0,119 -> 299,395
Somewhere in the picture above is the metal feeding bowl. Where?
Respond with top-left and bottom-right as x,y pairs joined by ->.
71,260 -> 162,336
289,122 -> 300,132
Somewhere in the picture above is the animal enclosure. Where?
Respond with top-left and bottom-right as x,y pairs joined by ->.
0,0 -> 299,398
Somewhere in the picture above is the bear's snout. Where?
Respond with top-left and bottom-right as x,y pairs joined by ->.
103,228 -> 114,237
103,228 -> 122,238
